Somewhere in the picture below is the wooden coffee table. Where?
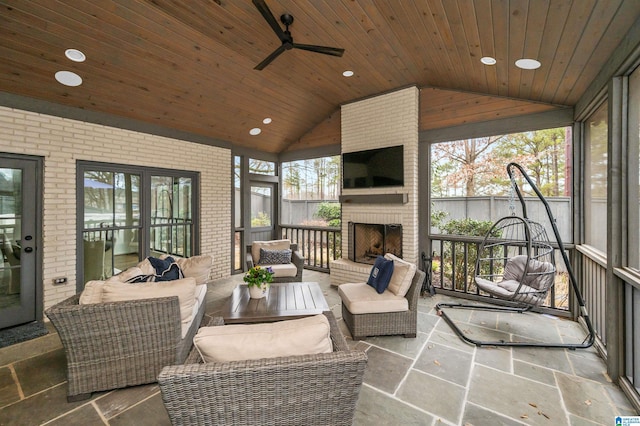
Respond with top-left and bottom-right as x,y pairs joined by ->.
222,282 -> 329,324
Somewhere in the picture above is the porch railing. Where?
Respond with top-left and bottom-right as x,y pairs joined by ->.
576,245 -> 607,347
429,234 -> 574,315
281,225 -> 341,272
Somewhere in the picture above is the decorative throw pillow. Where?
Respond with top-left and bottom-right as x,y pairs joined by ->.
259,248 -> 292,265
170,254 -> 213,285
251,239 -> 291,264
147,256 -> 184,281
109,267 -> 142,282
126,274 -> 155,283
384,253 -> 417,297
79,280 -> 105,304
367,256 -> 395,294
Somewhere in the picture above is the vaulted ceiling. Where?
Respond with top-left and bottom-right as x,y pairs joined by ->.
1,1 -> 639,154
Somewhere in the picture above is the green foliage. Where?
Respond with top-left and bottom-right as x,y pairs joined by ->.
432,214 -> 496,290
430,208 -> 448,231
438,217 -> 495,236
243,265 -> 274,287
251,212 -> 271,227
315,202 -> 341,227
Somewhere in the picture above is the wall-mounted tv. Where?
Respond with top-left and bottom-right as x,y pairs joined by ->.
342,145 -> 404,189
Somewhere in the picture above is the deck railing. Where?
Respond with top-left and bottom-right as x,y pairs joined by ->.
429,234 -> 574,314
281,225 -> 341,272
277,226 -> 606,329
576,245 -> 607,347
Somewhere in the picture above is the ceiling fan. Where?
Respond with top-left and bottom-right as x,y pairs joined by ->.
252,0 -> 345,70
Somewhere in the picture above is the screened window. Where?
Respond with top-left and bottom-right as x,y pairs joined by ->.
80,163 -> 198,282
430,127 -> 572,242
281,156 -> 341,226
250,185 -> 272,228
248,158 -> 275,176
583,101 -> 608,254
629,67 -> 640,270
234,156 -> 243,271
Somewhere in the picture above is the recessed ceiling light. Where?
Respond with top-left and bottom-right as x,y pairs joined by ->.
480,56 -> 496,65
55,71 -> 82,87
342,70 -> 354,77
263,118 -> 272,124
65,48 -> 86,62
249,127 -> 261,136
515,58 -> 541,70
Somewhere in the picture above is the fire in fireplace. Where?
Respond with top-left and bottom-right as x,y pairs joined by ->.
348,222 -> 402,265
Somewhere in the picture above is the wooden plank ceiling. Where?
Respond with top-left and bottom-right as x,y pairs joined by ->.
0,1 -> 638,154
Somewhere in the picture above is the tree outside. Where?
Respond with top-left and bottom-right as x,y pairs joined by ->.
281,156 -> 342,265
430,126 -> 571,302
431,127 -> 570,198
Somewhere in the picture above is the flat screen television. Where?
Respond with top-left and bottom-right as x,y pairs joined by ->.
342,145 -> 404,189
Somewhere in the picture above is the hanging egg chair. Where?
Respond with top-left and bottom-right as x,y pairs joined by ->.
435,162 -> 595,349
474,215 -> 556,307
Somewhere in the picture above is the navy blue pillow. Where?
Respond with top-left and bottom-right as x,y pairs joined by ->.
147,256 -> 183,282
367,256 -> 394,294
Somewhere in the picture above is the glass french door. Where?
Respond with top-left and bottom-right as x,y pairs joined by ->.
0,157 -> 39,329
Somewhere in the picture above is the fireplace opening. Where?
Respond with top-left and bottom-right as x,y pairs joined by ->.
348,222 -> 402,264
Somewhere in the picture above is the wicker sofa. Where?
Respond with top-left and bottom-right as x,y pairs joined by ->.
158,311 -> 367,426
46,255 -> 211,402
341,268 -> 425,340
246,239 -> 304,282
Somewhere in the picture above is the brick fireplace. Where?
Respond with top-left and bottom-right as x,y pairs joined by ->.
329,87 -> 419,286
348,222 -> 402,264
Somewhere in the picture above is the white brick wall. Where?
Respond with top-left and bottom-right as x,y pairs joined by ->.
331,87 -> 419,284
0,106 -> 231,311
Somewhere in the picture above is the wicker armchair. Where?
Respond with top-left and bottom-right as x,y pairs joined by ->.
46,294 -> 205,402
342,269 -> 425,340
246,241 -> 304,282
158,311 -> 367,426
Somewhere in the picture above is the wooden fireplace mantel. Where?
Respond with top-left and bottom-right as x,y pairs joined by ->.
339,193 -> 408,204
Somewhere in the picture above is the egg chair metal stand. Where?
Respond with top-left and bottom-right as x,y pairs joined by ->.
435,162 -> 595,349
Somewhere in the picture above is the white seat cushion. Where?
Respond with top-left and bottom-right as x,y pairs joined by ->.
475,277 -> 545,306
101,277 -> 197,325
261,263 -> 298,277
384,253 -> 416,297
339,282 -> 409,314
194,314 -> 332,362
181,284 -> 208,338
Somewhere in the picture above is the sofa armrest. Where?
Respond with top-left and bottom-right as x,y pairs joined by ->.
291,249 -> 304,280
46,294 -> 182,398
405,269 -> 426,311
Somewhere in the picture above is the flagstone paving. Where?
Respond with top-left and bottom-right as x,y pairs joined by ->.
0,270 -> 636,425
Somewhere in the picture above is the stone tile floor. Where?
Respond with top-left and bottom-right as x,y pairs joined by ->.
0,270 -> 637,425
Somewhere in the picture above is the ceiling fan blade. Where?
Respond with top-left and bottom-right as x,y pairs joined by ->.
254,45 -> 287,70
252,0 -> 287,42
291,43 -> 345,57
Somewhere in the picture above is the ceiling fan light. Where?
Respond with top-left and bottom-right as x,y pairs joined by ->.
249,127 -> 262,135
515,58 -> 541,70
65,48 -> 86,62
55,71 -> 82,87
480,56 -> 496,65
